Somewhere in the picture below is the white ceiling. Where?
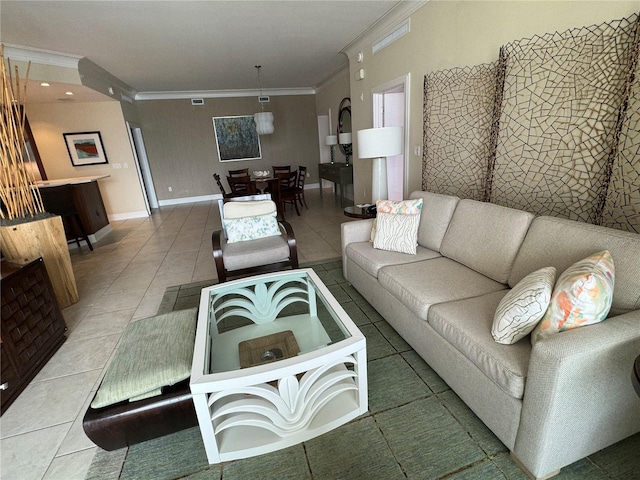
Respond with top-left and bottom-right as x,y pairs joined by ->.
1,0 -> 404,101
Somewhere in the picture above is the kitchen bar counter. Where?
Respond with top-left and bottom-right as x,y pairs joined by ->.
36,175 -> 111,239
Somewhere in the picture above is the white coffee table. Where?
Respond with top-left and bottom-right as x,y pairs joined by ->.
190,268 -> 368,464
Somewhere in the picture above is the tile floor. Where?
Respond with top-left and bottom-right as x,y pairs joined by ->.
0,187 -> 353,480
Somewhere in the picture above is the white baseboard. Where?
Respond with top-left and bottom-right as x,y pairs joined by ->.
158,194 -> 218,206
108,210 -> 150,221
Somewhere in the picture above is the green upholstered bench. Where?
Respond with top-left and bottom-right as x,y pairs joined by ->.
83,308 -> 199,451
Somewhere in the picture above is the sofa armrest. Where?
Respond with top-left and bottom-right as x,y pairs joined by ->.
341,219 -> 374,279
514,310 -> 640,478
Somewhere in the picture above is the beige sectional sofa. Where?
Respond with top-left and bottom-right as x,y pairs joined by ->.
341,190 -> 640,480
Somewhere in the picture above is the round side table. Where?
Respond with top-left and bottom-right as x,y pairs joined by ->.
344,206 -> 376,219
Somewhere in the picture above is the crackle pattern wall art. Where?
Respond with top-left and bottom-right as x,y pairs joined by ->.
423,64 -> 502,201
602,31 -> 640,232
492,15 -> 639,225
422,13 -> 640,233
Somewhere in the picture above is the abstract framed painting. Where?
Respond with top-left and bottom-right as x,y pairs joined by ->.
213,115 -> 262,162
63,131 -> 109,166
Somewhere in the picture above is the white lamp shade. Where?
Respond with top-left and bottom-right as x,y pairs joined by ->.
357,126 -> 403,158
325,135 -> 338,146
254,112 -> 274,135
338,132 -> 352,145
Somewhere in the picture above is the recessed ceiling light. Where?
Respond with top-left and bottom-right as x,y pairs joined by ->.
65,91 -> 74,95
40,82 -> 50,87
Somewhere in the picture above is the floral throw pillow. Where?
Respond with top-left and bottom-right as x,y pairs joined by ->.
491,266 -> 556,344
531,250 -> 614,345
370,198 -> 424,242
223,213 -> 281,243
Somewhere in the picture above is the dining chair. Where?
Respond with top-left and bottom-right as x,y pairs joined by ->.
274,170 -> 300,216
227,175 -> 256,195
228,168 -> 249,177
212,194 -> 298,282
295,165 -> 308,209
272,165 -> 291,175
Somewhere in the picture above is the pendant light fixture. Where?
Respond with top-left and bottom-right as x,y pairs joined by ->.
254,65 -> 274,135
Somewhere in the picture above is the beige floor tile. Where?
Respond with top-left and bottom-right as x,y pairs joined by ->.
133,293 -> 165,319
56,394 -> 98,456
66,308 -> 136,343
43,447 -> 97,480
33,334 -> 120,382
0,370 -> 100,438
0,423 -> 70,480
104,270 -> 157,294
89,289 -> 147,315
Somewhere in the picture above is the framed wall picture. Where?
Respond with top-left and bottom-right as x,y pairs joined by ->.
63,131 -> 109,166
213,115 -> 262,162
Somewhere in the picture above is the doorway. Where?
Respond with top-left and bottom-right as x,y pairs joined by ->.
372,74 -> 410,201
126,122 -> 158,212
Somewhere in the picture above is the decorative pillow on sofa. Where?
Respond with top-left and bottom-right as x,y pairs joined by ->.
373,198 -> 423,255
370,198 -> 424,243
223,213 -> 281,243
91,308 -> 197,409
491,266 -> 556,344
531,250 -> 614,345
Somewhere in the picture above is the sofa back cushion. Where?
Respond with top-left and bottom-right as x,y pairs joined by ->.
440,199 -> 535,284
408,191 -> 459,251
509,216 -> 640,316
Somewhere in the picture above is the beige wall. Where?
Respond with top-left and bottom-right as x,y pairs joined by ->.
135,95 -> 320,201
315,67 -> 350,139
348,0 -> 640,204
27,101 -> 148,218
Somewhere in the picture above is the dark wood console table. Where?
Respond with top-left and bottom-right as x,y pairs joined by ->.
318,163 -> 352,207
1,258 -> 67,414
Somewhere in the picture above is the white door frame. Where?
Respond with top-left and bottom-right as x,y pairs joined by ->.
372,73 -> 411,198
126,121 -> 158,212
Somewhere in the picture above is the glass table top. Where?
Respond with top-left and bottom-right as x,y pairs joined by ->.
196,269 -> 355,375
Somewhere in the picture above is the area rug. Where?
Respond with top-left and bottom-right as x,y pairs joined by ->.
86,260 -> 640,480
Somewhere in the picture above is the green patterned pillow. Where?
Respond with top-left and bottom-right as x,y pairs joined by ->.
91,308 -> 197,409
531,251 -> 614,345
223,213 -> 281,243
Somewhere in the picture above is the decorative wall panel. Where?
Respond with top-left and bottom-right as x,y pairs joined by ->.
422,64 -> 501,201
490,16 -> 638,223
601,22 -> 640,233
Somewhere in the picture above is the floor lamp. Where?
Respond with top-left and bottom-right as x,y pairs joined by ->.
357,126 -> 403,203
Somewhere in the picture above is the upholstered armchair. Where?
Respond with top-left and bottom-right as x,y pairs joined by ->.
212,196 -> 298,282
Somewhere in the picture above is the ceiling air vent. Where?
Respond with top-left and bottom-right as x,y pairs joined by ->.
373,20 -> 410,55
191,98 -> 204,106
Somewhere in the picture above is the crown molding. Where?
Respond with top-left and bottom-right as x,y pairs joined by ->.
341,0 -> 428,59
135,87 -> 316,101
315,63 -> 349,93
3,44 -> 82,68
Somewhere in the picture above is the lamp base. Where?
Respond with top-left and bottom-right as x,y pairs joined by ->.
372,157 -> 387,203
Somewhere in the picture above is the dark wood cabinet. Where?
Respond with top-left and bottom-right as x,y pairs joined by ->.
1,257 -> 67,414
318,163 -> 353,207
72,181 -> 109,234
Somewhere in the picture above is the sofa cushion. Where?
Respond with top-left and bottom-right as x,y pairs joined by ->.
378,257 -> 508,320
491,266 -> 556,345
531,250 -> 614,345
428,291 -> 531,399
440,199 -> 534,283
509,216 -> 640,316
373,212 -> 421,254
345,242 -> 441,278
91,308 -> 197,409
409,191 -> 460,251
